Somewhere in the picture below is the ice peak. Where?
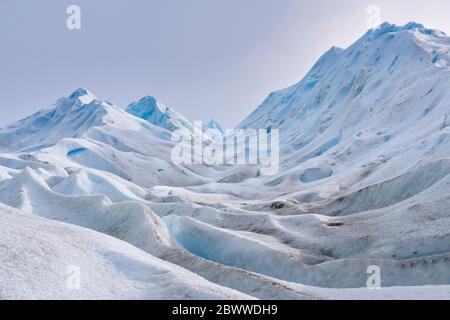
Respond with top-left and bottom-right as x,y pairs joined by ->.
126,96 -> 167,117
204,119 -> 224,133
139,95 -> 159,104
69,88 -> 97,100
327,46 -> 344,54
308,46 -> 344,75
129,96 -> 169,114
365,21 -> 443,42
374,21 -> 425,32
67,88 -> 98,107
126,95 -> 193,132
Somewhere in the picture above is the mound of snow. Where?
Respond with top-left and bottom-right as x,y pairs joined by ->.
0,203 -> 250,299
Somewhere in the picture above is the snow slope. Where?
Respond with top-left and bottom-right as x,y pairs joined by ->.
0,203 -> 250,300
219,22 -> 450,209
1,22 -> 450,300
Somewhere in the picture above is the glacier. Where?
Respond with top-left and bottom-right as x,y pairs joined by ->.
1,22 -> 450,300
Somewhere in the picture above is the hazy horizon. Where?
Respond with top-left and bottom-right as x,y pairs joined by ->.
2,0 -> 450,128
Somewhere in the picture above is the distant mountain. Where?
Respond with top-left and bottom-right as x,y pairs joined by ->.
0,88 -> 210,187
126,96 -> 223,140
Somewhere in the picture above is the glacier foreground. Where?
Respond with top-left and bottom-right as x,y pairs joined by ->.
1,22 -> 450,300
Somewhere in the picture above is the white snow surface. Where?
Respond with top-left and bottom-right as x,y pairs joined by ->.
1,22 -> 450,300
0,203 -> 251,300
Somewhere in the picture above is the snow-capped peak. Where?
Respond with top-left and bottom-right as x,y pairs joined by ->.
128,96 -> 166,114
0,89 -> 119,152
126,96 -> 194,133
51,88 -> 111,116
362,21 -> 447,44
239,21 -> 450,162
204,119 -> 224,134
69,88 -> 97,100
2,21 -> 450,300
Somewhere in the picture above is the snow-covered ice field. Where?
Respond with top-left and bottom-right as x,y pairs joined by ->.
1,22 -> 450,300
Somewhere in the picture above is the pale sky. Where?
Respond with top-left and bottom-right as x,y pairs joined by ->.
1,0 -> 450,128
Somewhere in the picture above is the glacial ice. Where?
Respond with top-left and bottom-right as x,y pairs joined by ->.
1,22 -> 450,299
